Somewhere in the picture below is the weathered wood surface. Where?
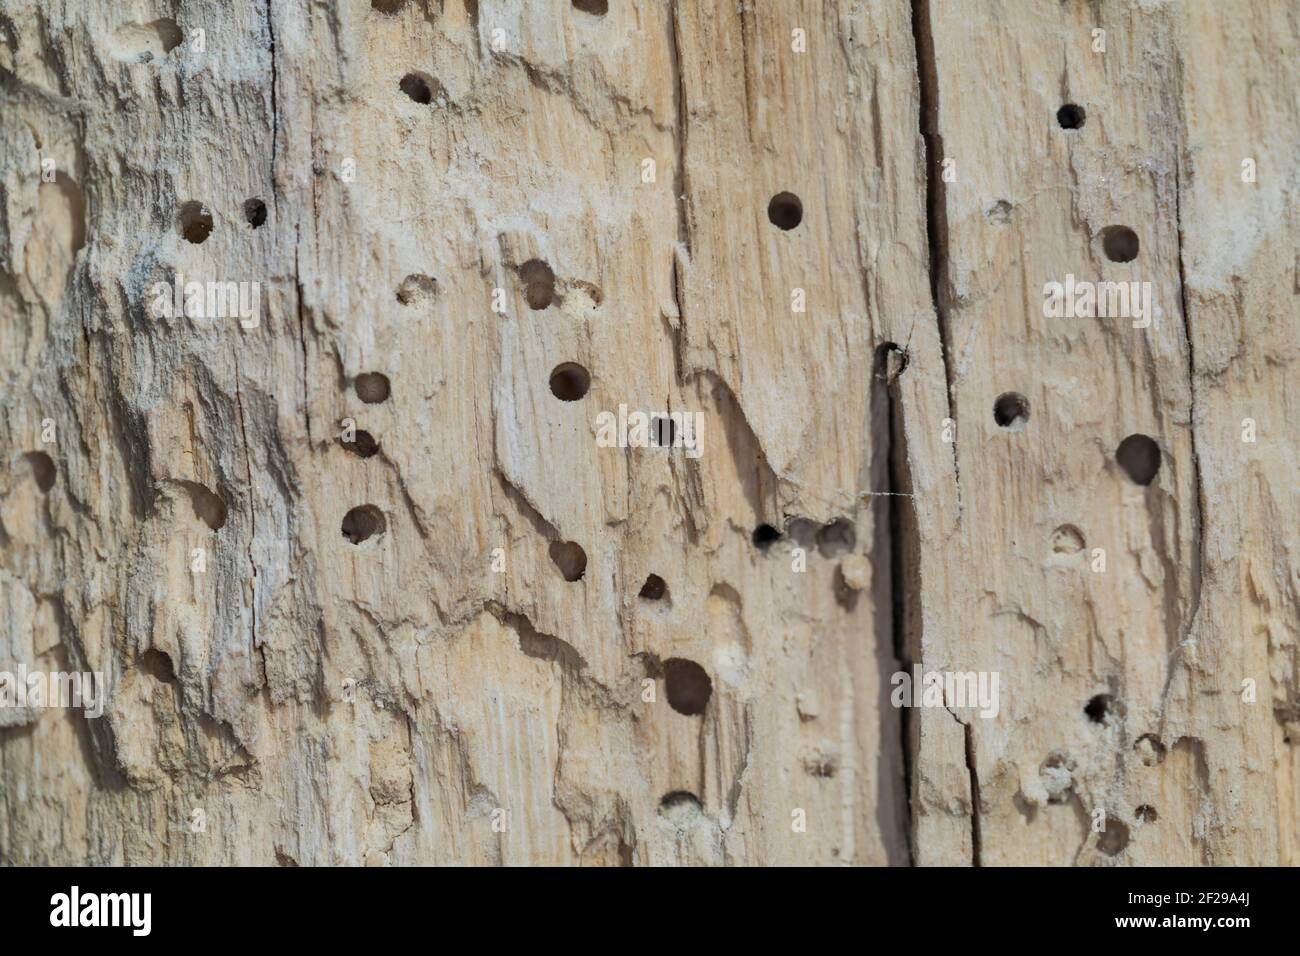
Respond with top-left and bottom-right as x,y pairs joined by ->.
0,0 -> 1294,865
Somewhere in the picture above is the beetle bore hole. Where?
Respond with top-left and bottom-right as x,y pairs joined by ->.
1101,225 -> 1139,263
993,392 -> 1030,429
1085,694 -> 1114,724
639,573 -> 667,601
664,658 -> 712,715
244,198 -> 267,228
177,202 -> 213,244
549,363 -> 589,401
1135,804 -> 1158,824
25,452 -> 56,492
1057,103 -> 1086,129
752,524 -> 782,549
340,430 -> 379,458
341,505 -> 386,544
400,72 -> 434,104
355,372 -> 391,404
549,541 -> 587,582
767,191 -> 803,230
572,0 -> 608,15
520,259 -> 555,310
1116,433 -> 1161,485
140,648 -> 176,683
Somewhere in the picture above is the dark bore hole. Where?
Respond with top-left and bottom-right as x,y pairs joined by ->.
650,416 -> 675,448
549,540 -> 587,582
244,198 -> 267,228
1057,103 -> 1086,129
342,505 -> 386,544
573,0 -> 609,15
993,392 -> 1030,428
1097,817 -> 1130,856
549,363 -> 590,401
752,523 -> 782,549
1135,804 -> 1158,823
372,0 -> 406,13
177,201 -> 213,244
400,72 -> 433,104
1116,433 -> 1161,485
25,451 -> 56,492
767,191 -> 803,230
639,573 -> 667,601
520,259 -> 555,310
1101,225 -> 1139,263
184,481 -> 227,530
664,658 -> 712,715
140,648 -> 176,683
355,372 -> 391,404
1085,694 -> 1113,724
340,430 -> 379,459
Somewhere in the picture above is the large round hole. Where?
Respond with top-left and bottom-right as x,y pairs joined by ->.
520,259 -> 555,310
572,0 -> 609,14
140,648 -> 176,683
340,430 -> 379,458
1056,103 -> 1086,129
187,483 -> 227,530
993,392 -> 1030,429
639,573 -> 667,601
244,198 -> 267,228
549,363 -> 590,401
767,192 -> 803,230
355,372 -> 391,404
665,658 -> 712,715
752,524 -> 782,549
400,72 -> 434,104
177,202 -> 214,244
1101,225 -> 1139,263
342,505 -> 386,544
549,541 -> 587,582
25,451 -> 56,492
1116,434 -> 1161,485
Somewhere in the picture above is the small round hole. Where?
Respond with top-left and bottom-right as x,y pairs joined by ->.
342,505 -> 386,544
767,191 -> 803,230
572,0 -> 609,14
639,574 -> 667,601
549,541 -> 587,582
1050,524 -> 1085,554
993,392 -> 1030,429
650,416 -> 675,448
140,648 -> 176,683
340,430 -> 379,459
354,372 -> 391,404
184,482 -> 227,530
752,524 -> 782,549
549,363 -> 590,401
520,259 -> 555,310
1056,103 -> 1086,130
1085,694 -> 1113,724
1101,225 -> 1139,263
243,198 -> 267,228
400,72 -> 433,104
1116,434 -> 1161,485
658,790 -> 702,826
1135,804 -> 1157,824
25,451 -> 56,492
177,202 -> 213,244
664,658 -> 712,715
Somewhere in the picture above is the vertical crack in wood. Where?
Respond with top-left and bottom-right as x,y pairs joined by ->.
909,0 -> 961,506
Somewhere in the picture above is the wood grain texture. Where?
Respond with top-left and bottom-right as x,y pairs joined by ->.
0,0 -> 1293,866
